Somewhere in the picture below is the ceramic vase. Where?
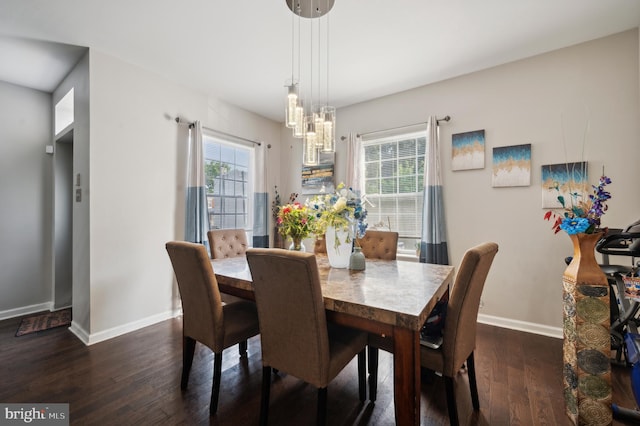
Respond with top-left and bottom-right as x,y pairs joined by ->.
562,232 -> 611,426
349,246 -> 366,270
325,225 -> 352,268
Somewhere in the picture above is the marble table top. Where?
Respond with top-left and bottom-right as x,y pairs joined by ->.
211,255 -> 455,331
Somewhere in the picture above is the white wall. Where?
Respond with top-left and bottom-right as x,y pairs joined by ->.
0,81 -> 52,318
328,29 -> 640,336
86,50 -> 281,343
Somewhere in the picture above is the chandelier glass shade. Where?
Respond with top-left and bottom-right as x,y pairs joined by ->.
284,0 -> 336,165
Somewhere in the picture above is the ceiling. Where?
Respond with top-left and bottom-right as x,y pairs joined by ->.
0,0 -> 639,123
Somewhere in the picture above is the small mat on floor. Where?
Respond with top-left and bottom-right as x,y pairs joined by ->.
15,309 -> 71,337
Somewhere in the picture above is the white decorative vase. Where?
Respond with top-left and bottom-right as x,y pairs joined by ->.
325,225 -> 352,268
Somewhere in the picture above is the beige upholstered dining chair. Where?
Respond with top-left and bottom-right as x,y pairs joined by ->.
165,241 -> 260,416
207,229 -> 249,305
246,248 -> 372,426
207,228 -> 248,259
356,230 -> 399,260
420,242 -> 499,426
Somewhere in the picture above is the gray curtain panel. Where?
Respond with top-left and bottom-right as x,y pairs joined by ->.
185,121 -> 210,246
420,116 -> 449,265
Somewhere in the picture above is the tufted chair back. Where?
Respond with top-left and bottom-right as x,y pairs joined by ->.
357,230 -> 399,260
208,229 -> 248,259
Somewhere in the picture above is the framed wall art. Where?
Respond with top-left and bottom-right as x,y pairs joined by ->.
492,143 -> 531,187
452,129 -> 485,171
541,161 -> 588,209
301,152 -> 335,194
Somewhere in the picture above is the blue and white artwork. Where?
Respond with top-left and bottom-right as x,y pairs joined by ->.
492,144 -> 531,187
452,129 -> 485,171
541,161 -> 588,209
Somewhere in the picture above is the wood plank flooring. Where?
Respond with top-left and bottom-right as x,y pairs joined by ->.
0,315 -> 636,425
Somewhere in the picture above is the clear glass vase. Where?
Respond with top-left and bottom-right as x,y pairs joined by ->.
289,237 -> 305,251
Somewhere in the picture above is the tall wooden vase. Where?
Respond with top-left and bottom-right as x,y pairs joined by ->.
562,232 -> 611,426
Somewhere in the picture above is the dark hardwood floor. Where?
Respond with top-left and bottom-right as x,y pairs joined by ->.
0,315 -> 636,425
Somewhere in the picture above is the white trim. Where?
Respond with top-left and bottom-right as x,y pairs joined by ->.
0,302 -> 53,321
68,321 -> 90,344
81,309 -> 181,346
478,313 -> 562,339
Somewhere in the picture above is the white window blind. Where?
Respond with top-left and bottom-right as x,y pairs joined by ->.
363,131 -> 426,242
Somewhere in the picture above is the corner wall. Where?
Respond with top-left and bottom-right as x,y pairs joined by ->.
0,81 -> 52,318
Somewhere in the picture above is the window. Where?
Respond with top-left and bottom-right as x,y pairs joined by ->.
203,134 -> 253,235
363,131 -> 426,254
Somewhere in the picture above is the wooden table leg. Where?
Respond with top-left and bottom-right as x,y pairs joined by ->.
393,326 -> 420,426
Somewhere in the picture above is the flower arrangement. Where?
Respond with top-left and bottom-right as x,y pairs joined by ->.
308,183 -> 368,243
544,174 -> 612,235
277,202 -> 315,244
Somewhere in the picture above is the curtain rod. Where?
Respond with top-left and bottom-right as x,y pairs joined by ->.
174,117 -> 262,147
340,115 -> 451,141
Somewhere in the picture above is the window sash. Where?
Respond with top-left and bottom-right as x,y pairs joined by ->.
203,134 -> 253,232
362,131 -> 425,248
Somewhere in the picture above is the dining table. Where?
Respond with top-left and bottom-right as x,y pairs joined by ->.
211,253 -> 455,426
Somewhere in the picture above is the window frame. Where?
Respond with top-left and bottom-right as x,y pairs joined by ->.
361,130 -> 426,256
202,133 -> 255,240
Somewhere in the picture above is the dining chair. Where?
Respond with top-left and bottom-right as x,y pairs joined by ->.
246,248 -> 373,426
314,235 -> 327,254
207,228 -> 248,259
356,229 -> 398,400
419,241 -> 499,426
207,229 -> 249,306
356,230 -> 399,260
165,241 -> 260,416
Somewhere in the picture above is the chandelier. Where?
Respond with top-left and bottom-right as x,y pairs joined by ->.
284,0 -> 336,166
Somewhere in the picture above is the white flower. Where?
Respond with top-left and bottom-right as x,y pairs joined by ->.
333,197 -> 347,212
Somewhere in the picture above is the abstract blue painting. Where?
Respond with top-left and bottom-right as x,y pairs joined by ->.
492,144 -> 531,187
452,129 -> 485,171
541,161 -> 588,209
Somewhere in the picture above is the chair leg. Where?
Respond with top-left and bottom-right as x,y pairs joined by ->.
467,351 -> 480,410
181,336 -> 196,389
357,349 -> 366,402
238,340 -> 248,357
317,387 -> 328,426
260,366 -> 271,426
368,346 -> 379,402
210,352 -> 222,415
444,376 -> 459,426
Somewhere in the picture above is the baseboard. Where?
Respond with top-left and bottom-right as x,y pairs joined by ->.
478,313 -> 562,339
0,302 -> 53,321
69,321 -> 90,345
83,309 -> 182,346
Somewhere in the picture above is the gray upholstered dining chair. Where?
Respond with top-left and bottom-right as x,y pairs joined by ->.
246,248 -> 372,426
165,241 -> 260,416
420,242 -> 499,426
356,230 -> 399,260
